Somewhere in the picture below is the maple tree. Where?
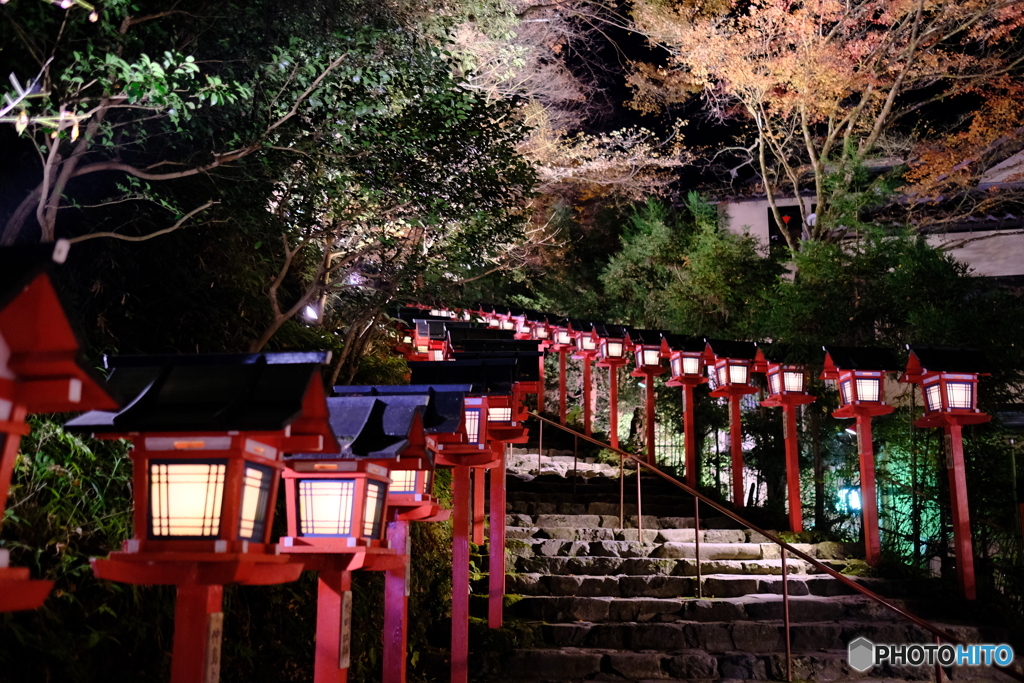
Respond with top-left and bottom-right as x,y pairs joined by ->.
629,0 -> 1024,249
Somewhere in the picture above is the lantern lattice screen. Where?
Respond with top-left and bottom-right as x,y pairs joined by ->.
464,408 -> 481,443
298,479 -> 355,536
363,481 -> 387,539
238,463 -> 273,541
149,461 -> 227,537
390,469 -> 418,494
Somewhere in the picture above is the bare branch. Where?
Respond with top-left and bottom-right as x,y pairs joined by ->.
67,200 -> 218,244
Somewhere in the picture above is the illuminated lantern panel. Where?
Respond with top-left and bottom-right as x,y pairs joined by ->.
389,469 -> 432,496
707,366 -> 719,391
430,350 -> 445,361
516,321 -> 532,335
856,378 -> 881,402
604,341 -> 624,358
402,335 -> 413,345
487,318 -> 500,328
149,461 -> 226,537
784,370 -> 804,393
298,479 -> 355,536
637,348 -> 661,369
533,326 -> 550,340
579,336 -> 597,351
683,357 -> 701,376
947,381 -> 973,409
716,363 -> 748,386
416,345 -> 429,353
500,320 -> 515,331
556,330 -> 572,345
464,408 -> 482,443
768,371 -> 781,396
238,463 -> 274,541
362,481 -> 387,538
488,407 -> 513,422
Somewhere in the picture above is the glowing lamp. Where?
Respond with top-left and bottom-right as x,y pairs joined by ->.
704,339 -> 760,508
627,329 -> 667,375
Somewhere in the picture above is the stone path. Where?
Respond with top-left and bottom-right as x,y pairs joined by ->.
473,455 -> 1022,682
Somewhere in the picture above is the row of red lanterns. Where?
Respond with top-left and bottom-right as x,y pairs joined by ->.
402,303 -> 992,600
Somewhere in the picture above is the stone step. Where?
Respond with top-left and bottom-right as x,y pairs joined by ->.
505,573 -> 901,599
513,538 -> 802,561
476,647 -> 1024,682
512,555 -> 822,577
520,619 -> 994,655
497,594 -> 910,625
505,513 -> 740,531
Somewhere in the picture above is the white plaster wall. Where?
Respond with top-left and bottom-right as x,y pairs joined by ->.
719,197 -> 812,248
927,230 -> 1024,278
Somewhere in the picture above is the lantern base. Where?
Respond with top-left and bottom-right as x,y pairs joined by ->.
0,567 -> 53,612
436,451 -> 501,468
708,385 -> 759,399
92,551 -> 302,586
487,425 -> 528,443
914,411 -> 991,429
760,394 -> 816,408
832,403 -> 894,420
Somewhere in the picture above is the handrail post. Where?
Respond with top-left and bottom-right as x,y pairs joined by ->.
573,435 -> 578,499
782,547 -> 792,682
694,497 -> 702,599
619,452 -> 624,531
636,457 -> 643,537
538,419 -> 543,474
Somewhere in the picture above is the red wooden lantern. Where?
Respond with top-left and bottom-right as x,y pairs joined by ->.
821,346 -> 899,566
705,340 -> 760,508
66,352 -> 336,683
0,243 -> 119,612
901,346 -> 992,600
756,347 -> 817,532
571,322 -> 600,436
628,329 -> 668,465
595,324 -> 631,450
549,320 -> 576,424
664,335 -> 708,489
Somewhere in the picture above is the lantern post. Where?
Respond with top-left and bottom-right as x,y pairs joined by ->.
0,243 -> 119,612
550,321 -> 576,425
595,325 -> 630,450
663,335 -> 708,489
704,340 -> 760,508
528,314 -> 555,414
407,360 -> 526,682
571,322 -> 600,436
755,347 -> 816,532
901,346 -> 992,600
821,346 -> 899,566
628,330 -> 668,465
65,352 -> 337,683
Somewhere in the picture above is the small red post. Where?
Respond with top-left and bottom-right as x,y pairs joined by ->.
559,351 -> 568,425
583,357 -> 593,437
730,395 -> 745,508
488,446 -> 506,628
783,405 -> 802,533
0,406 -> 27,512
856,415 -> 881,566
682,385 -> 697,490
451,465 -> 470,683
609,367 -> 619,450
171,584 -> 224,683
314,569 -> 353,683
945,423 -> 976,600
472,467 -> 486,546
645,376 -> 657,465
383,519 -> 410,683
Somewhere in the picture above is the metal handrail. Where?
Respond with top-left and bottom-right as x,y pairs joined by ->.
527,411 -> 1024,683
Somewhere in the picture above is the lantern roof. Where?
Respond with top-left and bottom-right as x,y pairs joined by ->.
452,351 -> 543,382
287,396 -> 427,460
456,339 -> 542,354
761,342 -> 815,368
408,359 -> 518,395
627,329 -> 664,346
704,339 -> 758,361
663,334 -> 705,354
332,384 -> 470,435
902,345 -> 993,383
447,327 -> 517,349
594,323 -> 630,340
0,242 -> 118,413
821,346 -> 900,379
65,352 -> 336,444
565,319 -> 593,334
397,306 -> 447,325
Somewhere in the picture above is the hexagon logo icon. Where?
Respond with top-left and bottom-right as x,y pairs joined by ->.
848,637 -> 875,672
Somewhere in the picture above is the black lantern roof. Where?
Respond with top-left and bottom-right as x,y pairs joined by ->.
332,385 -> 470,435
757,343 -> 819,365
65,352 -> 333,434
289,396 -> 425,460
447,327 -> 516,349
397,307 -> 446,325
594,323 -> 630,339
705,339 -> 758,360
456,339 -> 542,354
822,346 -> 900,372
905,346 -> 993,375
408,359 -> 517,395
627,329 -> 664,346
452,351 -> 542,382
663,334 -> 705,353
415,319 -> 478,340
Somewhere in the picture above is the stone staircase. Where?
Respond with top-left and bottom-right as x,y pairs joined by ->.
472,454 -> 1022,683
